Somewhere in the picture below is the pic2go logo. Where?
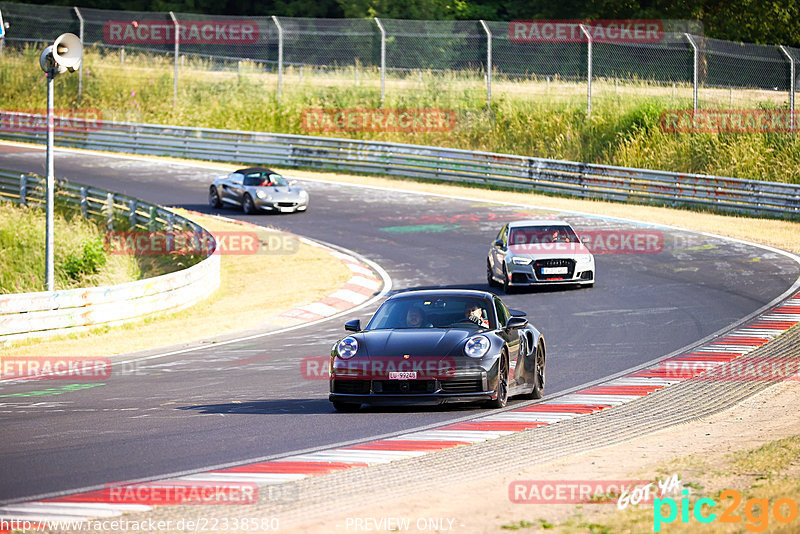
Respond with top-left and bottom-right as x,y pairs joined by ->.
654,489 -> 799,532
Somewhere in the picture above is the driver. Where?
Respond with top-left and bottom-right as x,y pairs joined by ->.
465,302 -> 489,328
406,306 -> 432,328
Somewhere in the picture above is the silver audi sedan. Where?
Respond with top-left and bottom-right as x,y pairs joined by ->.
487,220 -> 595,292
209,167 -> 309,214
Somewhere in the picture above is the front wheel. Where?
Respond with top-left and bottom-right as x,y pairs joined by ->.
486,353 -> 509,409
242,194 -> 256,215
528,342 -> 545,400
209,187 -> 222,208
502,264 -> 512,294
487,260 -> 498,288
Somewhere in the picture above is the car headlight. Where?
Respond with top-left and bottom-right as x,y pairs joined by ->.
464,335 -> 491,358
256,190 -> 271,200
577,255 -> 593,265
298,190 -> 309,200
336,337 -> 358,359
512,257 -> 532,265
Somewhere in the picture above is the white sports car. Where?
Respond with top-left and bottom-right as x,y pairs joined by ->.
487,220 -> 595,292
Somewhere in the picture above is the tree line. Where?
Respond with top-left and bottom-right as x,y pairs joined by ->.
7,0 -> 800,47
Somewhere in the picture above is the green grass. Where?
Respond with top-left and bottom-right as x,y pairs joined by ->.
0,200 -> 190,293
2,45 -> 800,183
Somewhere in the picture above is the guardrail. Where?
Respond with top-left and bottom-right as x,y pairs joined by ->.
0,168 -> 221,342
1,112 -> 799,218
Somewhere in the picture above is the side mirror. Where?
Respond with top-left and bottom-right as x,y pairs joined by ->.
493,239 -> 504,249
506,316 -> 528,330
344,319 -> 361,332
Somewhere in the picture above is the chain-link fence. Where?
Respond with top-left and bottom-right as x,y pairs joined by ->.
0,1 -> 798,115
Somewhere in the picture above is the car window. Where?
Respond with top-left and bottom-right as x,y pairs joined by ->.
509,225 -> 579,244
230,173 -> 244,185
366,296 -> 495,330
496,225 -> 508,247
494,297 -> 510,327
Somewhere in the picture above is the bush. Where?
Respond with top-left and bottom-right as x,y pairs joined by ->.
60,237 -> 108,281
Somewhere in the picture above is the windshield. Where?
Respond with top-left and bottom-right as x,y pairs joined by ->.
509,225 -> 579,245
366,296 -> 494,330
243,172 -> 288,187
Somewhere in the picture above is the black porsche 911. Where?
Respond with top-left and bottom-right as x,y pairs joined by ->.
329,289 -> 546,411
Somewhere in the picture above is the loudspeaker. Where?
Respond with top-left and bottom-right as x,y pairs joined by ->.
39,33 -> 83,75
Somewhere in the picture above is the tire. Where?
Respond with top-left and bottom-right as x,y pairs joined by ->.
531,342 -> 545,399
242,194 -> 256,215
332,401 -> 361,412
487,260 -> 498,288
486,352 -> 509,409
208,186 -> 222,209
502,264 -> 511,294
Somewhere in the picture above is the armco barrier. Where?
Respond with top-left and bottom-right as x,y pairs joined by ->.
1,112 -> 798,218
0,169 -> 221,342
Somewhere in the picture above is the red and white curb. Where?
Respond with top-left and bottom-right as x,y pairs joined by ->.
273,241 -> 383,326
2,292 -> 797,526
183,212 -> 384,328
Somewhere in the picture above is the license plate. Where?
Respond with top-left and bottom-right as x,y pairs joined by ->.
389,372 -> 417,380
542,266 -> 568,275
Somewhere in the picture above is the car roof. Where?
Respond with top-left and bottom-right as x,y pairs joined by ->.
508,219 -> 572,228
388,289 -> 496,301
234,167 -> 275,175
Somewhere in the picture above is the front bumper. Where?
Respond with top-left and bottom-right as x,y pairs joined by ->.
253,198 -> 308,213
507,258 -> 594,286
329,372 -> 496,406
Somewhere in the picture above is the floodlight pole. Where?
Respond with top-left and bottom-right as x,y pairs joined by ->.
375,18 -> 386,105
74,7 -> 84,100
170,11 -> 179,105
45,68 -> 55,291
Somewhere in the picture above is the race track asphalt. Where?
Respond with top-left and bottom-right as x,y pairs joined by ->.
1,144 -> 797,503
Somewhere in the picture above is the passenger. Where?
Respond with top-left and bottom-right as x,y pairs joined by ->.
465,302 -> 490,328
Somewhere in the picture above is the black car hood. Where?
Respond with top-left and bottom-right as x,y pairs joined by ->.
359,328 -> 474,358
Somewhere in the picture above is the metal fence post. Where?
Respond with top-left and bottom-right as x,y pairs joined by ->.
80,186 -> 88,217
19,174 -> 27,205
74,7 -> 84,100
779,45 -> 795,130
272,16 -> 283,101
128,200 -> 137,229
479,20 -> 492,105
579,24 -> 592,117
685,33 -> 698,111
169,11 -> 179,105
375,18 -> 386,105
106,192 -> 114,230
